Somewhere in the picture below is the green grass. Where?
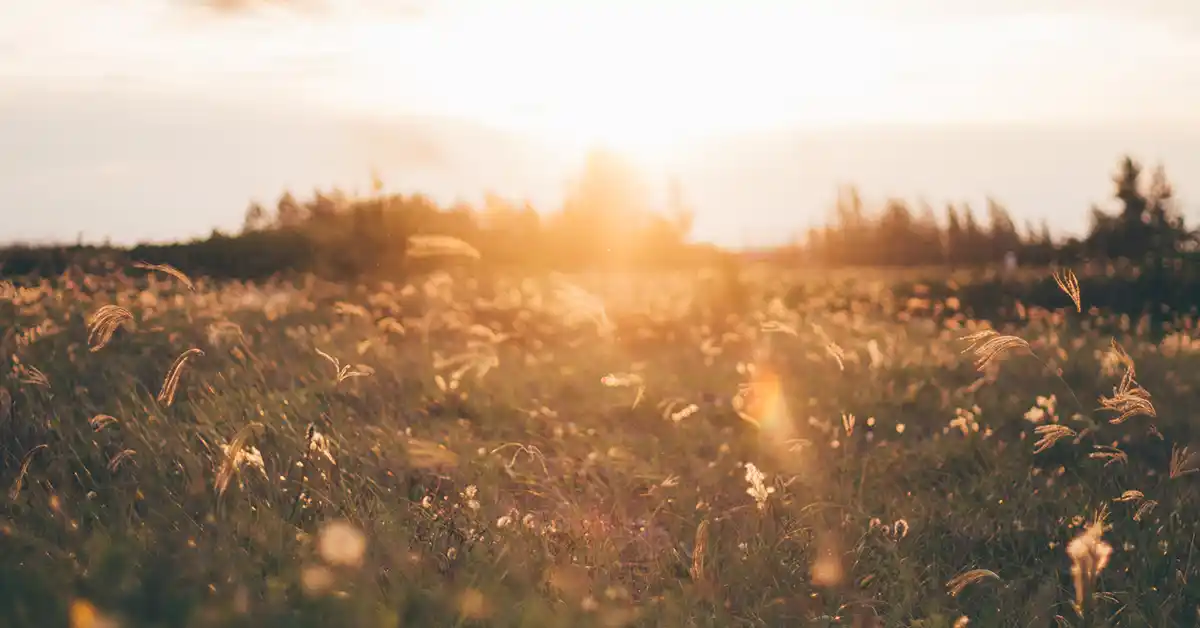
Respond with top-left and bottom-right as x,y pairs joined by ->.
1,267 -> 1198,628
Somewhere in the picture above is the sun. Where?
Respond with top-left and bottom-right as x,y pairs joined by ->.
324,3 -> 906,160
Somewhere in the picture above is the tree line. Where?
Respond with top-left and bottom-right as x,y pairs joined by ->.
798,155 -> 1194,268
233,149 -> 709,279
0,152 -> 1192,281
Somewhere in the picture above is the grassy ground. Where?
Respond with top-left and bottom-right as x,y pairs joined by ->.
0,265 -> 1197,628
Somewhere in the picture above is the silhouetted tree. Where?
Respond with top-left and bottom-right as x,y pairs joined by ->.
275,192 -> 303,229
878,199 -> 915,266
242,202 -> 267,233
945,204 -> 964,266
986,198 -> 1021,263
1086,155 -> 1193,263
962,204 -> 987,266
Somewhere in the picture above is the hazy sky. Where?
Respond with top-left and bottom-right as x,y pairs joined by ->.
3,0 -> 1200,247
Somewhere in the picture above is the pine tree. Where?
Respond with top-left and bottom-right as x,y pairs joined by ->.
945,203 -> 964,266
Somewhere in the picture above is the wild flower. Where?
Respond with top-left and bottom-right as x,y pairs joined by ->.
948,406 -> 981,435
309,430 -> 336,465
461,485 -> 480,511
743,462 -> 775,510
1023,394 -> 1057,424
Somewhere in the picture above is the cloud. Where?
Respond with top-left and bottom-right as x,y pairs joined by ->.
181,0 -> 427,19
875,0 -> 1200,33
185,0 -> 322,15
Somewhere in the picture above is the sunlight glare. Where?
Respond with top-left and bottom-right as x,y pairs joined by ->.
332,3 -> 901,160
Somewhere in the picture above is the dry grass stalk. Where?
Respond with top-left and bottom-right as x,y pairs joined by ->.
315,348 -> 373,384
946,568 -> 1000,597
1033,424 -> 1076,454
689,519 -> 709,583
1066,508 -> 1113,617
1088,445 -> 1127,467
1100,387 -> 1155,425
9,443 -> 48,501
107,449 -> 136,472
157,348 -> 204,406
214,422 -> 266,497
1053,268 -> 1082,312
1098,340 -> 1156,425
132,261 -> 196,291
89,414 -> 120,431
1170,444 -> 1199,479
960,330 -> 1031,371
18,365 -> 50,388
86,305 -> 134,352
1133,499 -> 1158,522
1113,490 -> 1144,503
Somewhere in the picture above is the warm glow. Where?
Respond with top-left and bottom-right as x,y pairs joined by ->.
320,3 -> 912,159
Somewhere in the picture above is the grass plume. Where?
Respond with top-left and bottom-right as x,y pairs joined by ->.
86,305 -> 134,352
156,348 -> 204,406
131,261 -> 196,291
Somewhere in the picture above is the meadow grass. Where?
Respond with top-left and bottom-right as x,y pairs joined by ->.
0,264 -> 1197,627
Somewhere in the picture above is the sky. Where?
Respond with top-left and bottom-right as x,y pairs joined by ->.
3,0 -> 1200,247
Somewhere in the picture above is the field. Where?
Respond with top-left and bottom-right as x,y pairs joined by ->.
1,263 -> 1198,628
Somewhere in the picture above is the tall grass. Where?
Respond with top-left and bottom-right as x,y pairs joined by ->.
0,263 -> 1197,627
